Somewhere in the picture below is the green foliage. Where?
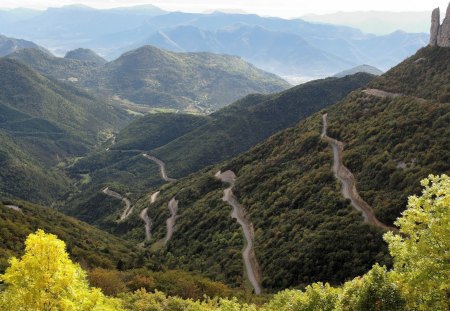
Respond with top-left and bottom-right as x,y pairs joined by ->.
369,46 -> 450,102
112,113 -> 209,151
0,200 -> 137,272
262,283 -> 340,311
384,174 -> 450,310
9,46 -> 290,113
339,264 -> 405,311
328,92 -> 450,224
154,73 -> 374,177
0,230 -> 122,310
65,73 -> 373,230
88,268 -> 238,301
0,58 -> 132,203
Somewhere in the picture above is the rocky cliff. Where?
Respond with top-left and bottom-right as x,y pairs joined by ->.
430,2 -> 450,47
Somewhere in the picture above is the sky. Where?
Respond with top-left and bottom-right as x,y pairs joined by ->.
1,0 -> 449,18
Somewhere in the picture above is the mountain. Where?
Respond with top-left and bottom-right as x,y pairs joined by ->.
1,5 -> 166,56
0,9 -> 427,78
0,34 -> 48,57
0,58 -> 131,202
145,25 -> 355,76
149,73 -> 374,177
70,46 -> 449,292
9,45 -> 290,113
334,65 -> 383,78
63,73 -> 374,240
93,45 -> 290,111
7,48 -> 101,83
302,11 -> 430,35
65,48 -> 107,65
112,113 -> 209,151
127,13 -> 427,77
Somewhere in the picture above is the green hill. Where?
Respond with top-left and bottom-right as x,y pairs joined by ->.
96,46 -> 290,112
7,48 -> 99,83
65,48 -> 107,65
0,200 -> 137,272
63,73 -> 372,229
112,113 -> 209,151
8,46 -> 290,113
0,34 -> 49,57
151,73 -> 374,177
99,46 -> 449,291
369,46 -> 450,102
0,199 -> 241,302
0,59 -> 131,202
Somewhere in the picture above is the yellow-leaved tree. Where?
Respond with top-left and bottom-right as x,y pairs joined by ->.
384,174 -> 450,310
0,229 -> 122,311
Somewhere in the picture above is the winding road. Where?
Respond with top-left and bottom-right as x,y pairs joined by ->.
102,187 -> 133,221
216,170 -> 262,295
362,88 -> 402,98
143,154 -> 177,182
363,88 -> 427,103
321,113 -> 393,231
164,197 -> 178,245
140,191 -> 160,242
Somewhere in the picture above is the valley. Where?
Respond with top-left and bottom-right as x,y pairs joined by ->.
0,2 -> 449,310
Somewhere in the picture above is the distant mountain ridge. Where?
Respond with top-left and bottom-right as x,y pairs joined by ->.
0,6 -> 428,78
334,65 -> 383,78
65,48 -> 107,65
0,34 -> 49,57
7,45 -> 290,113
302,11 -> 430,34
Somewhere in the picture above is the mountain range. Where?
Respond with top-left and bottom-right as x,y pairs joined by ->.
63,73 -> 373,231
7,45 -> 289,113
92,45 -> 448,291
0,58 -> 132,203
302,11 -> 430,35
0,5 -> 428,79
0,4 -> 449,307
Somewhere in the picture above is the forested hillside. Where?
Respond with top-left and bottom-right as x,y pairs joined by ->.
63,73 -> 372,229
0,59 -> 130,202
108,46 -> 449,292
7,45 -> 290,113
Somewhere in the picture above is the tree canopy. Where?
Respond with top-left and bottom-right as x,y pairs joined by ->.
0,229 -> 122,311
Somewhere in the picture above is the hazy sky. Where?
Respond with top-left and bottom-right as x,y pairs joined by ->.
1,0 -> 449,17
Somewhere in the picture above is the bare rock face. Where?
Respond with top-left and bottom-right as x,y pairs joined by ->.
430,8 -> 440,46
437,2 -> 450,47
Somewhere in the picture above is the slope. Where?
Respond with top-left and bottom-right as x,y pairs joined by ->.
65,48 -> 107,65
8,46 -> 290,113
146,25 -> 355,76
95,45 -> 290,111
0,59 -> 131,202
112,46 -> 449,292
0,34 -> 48,57
151,73 -> 374,177
63,73 -> 373,230
0,200 -> 137,272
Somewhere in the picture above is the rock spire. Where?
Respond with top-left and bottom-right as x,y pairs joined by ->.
430,2 -> 450,47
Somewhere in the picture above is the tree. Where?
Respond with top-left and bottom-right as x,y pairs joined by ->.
0,230 -> 122,311
384,174 -> 450,310
262,283 -> 341,311
339,264 -> 405,311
